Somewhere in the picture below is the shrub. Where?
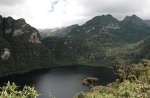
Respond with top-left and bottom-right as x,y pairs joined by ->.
0,81 -> 39,98
74,80 -> 150,98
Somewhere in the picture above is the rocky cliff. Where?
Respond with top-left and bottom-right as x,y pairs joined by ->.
0,15 -> 41,43
0,15 -> 55,77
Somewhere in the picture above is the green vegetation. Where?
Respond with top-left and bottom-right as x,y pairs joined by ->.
1,14 -> 150,78
1,14 -> 150,98
0,81 -> 38,98
74,80 -> 150,98
0,16 -> 56,77
0,82 -> 57,98
1,60 -> 150,98
74,59 -> 150,98
42,15 -> 150,66
0,34 -> 56,77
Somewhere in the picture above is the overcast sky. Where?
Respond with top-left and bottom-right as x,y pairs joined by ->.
0,0 -> 150,29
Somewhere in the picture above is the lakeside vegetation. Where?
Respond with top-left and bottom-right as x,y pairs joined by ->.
74,59 -> 150,98
0,59 -> 150,98
0,14 -> 150,97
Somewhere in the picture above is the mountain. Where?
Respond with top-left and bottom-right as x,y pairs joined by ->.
1,14 -> 150,76
68,15 -> 150,43
135,36 -> 150,59
122,15 -> 144,25
42,14 -> 150,66
42,15 -> 122,66
0,15 -> 55,77
39,24 -> 79,39
110,15 -> 150,43
38,28 -> 59,39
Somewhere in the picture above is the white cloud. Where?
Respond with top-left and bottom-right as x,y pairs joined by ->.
0,0 -> 150,29
0,0 -> 25,6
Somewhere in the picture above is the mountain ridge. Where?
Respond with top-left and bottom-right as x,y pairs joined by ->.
0,14 -> 150,77
42,14 -> 150,66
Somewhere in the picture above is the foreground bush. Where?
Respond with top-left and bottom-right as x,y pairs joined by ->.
74,80 -> 150,98
0,81 -> 39,98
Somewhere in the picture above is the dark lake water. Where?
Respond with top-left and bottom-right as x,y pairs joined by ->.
0,66 -> 116,98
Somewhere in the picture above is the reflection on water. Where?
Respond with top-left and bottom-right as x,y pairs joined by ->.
0,66 -> 116,98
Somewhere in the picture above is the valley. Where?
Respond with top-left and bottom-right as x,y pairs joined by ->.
0,14 -> 150,98
0,14 -> 150,77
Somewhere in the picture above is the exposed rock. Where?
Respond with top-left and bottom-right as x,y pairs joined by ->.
106,23 -> 120,29
21,24 -> 26,28
13,29 -> 24,36
0,15 -> 55,77
29,31 -> 41,43
0,15 -> 41,43
1,48 -> 10,60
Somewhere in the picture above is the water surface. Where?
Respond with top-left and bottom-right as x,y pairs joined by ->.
0,66 -> 116,98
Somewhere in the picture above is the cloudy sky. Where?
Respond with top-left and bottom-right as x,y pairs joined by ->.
0,0 -> 150,29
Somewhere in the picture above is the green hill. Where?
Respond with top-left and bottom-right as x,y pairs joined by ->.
136,36 -> 150,59
42,14 -> 150,66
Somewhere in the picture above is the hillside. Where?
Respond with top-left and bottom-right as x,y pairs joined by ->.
136,36 -> 150,59
42,14 -> 150,66
0,14 -> 150,76
0,15 -> 56,77
112,15 -> 150,43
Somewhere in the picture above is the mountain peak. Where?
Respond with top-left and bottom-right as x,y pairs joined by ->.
92,14 -> 117,21
16,18 -> 26,24
0,15 -> 41,43
0,15 -> 2,19
5,16 -> 14,21
85,14 -> 119,26
122,14 -> 143,25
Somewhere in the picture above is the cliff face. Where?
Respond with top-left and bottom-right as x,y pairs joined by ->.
0,16 -> 41,43
0,15 -> 55,77
0,15 -> 42,60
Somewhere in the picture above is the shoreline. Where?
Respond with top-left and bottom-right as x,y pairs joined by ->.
0,64 -> 111,78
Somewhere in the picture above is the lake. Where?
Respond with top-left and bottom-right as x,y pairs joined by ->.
0,65 -> 116,98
